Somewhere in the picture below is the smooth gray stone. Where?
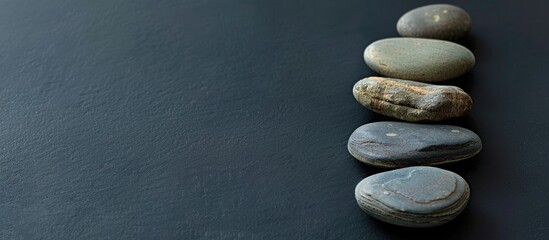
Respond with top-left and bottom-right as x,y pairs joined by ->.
397,4 -> 471,41
355,166 -> 470,227
364,38 -> 475,82
348,121 -> 481,168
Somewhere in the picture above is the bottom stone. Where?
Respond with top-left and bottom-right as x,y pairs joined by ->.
355,166 -> 469,227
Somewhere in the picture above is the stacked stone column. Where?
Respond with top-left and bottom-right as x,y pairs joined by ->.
351,4 -> 481,227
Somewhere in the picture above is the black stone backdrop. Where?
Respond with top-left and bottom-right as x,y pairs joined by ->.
0,0 -> 547,239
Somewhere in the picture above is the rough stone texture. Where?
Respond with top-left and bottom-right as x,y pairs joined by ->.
364,38 -> 475,82
355,166 -> 470,227
397,4 -> 471,41
348,121 -> 482,168
353,77 -> 472,122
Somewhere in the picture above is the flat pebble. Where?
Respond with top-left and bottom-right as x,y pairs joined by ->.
397,4 -> 471,41
353,77 -> 472,122
355,166 -> 470,227
364,38 -> 475,82
348,121 -> 482,168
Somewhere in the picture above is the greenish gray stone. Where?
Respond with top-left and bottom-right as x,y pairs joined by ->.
363,38 -> 475,82
355,166 -> 470,227
397,4 -> 471,41
348,121 -> 482,168
353,77 -> 472,122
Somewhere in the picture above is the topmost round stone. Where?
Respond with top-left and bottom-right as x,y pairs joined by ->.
397,4 -> 471,41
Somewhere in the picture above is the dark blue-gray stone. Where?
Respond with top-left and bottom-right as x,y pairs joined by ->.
355,166 -> 470,227
348,121 -> 481,168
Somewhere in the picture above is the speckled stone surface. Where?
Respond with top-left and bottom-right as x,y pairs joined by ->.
364,38 -> 475,82
355,166 -> 470,227
353,77 -> 472,122
348,121 -> 482,168
397,4 -> 471,41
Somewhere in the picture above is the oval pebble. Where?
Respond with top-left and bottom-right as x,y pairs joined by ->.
355,166 -> 470,227
364,38 -> 475,82
397,4 -> 471,41
348,121 -> 482,168
353,77 -> 472,122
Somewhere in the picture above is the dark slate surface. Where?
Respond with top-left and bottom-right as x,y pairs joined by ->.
0,0 -> 547,239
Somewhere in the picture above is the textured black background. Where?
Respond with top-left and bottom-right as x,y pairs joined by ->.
1,0 -> 548,239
